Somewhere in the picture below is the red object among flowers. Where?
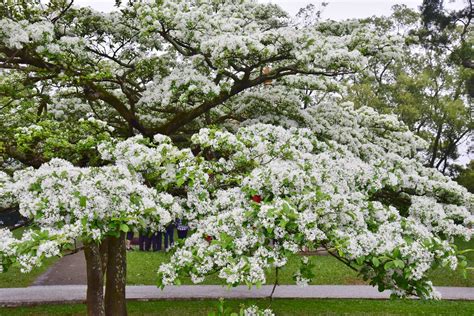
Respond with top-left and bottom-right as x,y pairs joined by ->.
251,195 -> 262,203
204,235 -> 213,243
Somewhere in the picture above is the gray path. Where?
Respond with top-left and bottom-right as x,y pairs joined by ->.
1,285 -> 474,307
32,249 -> 329,286
32,251 -> 86,285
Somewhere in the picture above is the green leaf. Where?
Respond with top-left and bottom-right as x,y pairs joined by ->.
393,248 -> 401,258
120,223 -> 129,233
356,256 -> 365,265
79,196 -> 87,207
372,257 -> 380,267
394,259 -> 405,268
384,261 -> 395,270
30,182 -> 42,192
176,175 -> 186,187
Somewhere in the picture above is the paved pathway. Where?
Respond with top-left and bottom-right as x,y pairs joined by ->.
32,251 -> 86,285
16,250 -> 474,307
31,249 -> 329,286
1,285 -> 474,307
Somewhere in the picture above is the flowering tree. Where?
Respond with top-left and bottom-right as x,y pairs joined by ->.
0,1 -> 472,316
347,5 -> 473,174
0,0 -> 401,157
0,156 -> 179,315
155,104 -> 472,299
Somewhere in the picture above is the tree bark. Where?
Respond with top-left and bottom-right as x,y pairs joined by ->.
429,121 -> 444,168
100,238 -> 109,274
104,233 -> 128,316
84,242 -> 106,316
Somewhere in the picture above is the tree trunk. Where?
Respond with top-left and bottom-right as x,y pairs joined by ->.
104,233 -> 127,316
429,120 -> 444,168
83,235 -> 127,316
84,242 -> 106,316
100,238 -> 109,274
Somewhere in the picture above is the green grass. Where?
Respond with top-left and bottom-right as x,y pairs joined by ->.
427,238 -> 474,287
127,238 -> 474,287
0,257 -> 57,288
127,251 -> 363,286
0,227 -> 58,288
2,299 -> 474,316
1,228 -> 472,288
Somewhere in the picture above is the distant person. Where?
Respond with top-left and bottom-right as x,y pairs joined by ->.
164,223 -> 175,249
138,229 -> 152,251
176,219 -> 189,239
151,230 -> 164,251
126,231 -> 134,251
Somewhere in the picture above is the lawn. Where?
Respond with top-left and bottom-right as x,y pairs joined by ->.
0,227 -> 58,288
0,257 -> 57,288
1,228 -> 473,288
127,251 -> 364,286
126,238 -> 474,287
427,238 -> 474,287
1,299 -> 474,315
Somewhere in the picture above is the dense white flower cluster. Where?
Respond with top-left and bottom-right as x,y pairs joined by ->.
98,134 -> 203,192
11,158 -> 174,233
157,110 -> 472,298
136,0 -> 401,75
0,158 -> 178,272
0,19 -> 54,49
49,97 -> 91,120
0,229 -> 16,272
139,65 -> 222,114
0,0 -> 407,139
0,171 -> 14,209
131,0 -> 405,126
2,101 -> 471,298
0,0 -> 470,302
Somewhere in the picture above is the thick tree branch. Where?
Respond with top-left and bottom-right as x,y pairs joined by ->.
84,82 -> 146,135
153,66 -> 349,135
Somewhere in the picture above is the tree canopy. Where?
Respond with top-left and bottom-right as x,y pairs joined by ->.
0,0 -> 402,167
0,1 -> 472,315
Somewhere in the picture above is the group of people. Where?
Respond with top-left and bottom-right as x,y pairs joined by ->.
126,219 -> 189,251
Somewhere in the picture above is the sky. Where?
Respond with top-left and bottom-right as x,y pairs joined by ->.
266,0 -> 421,18
74,0 -> 466,20
72,0 -> 472,164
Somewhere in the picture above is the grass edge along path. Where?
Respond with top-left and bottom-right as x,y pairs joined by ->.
1,247 -> 472,288
1,233 -> 473,288
126,247 -> 474,287
2,298 -> 474,316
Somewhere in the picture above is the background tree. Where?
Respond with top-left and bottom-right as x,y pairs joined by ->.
420,0 -> 473,71
452,160 -> 474,193
347,5 -> 472,174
